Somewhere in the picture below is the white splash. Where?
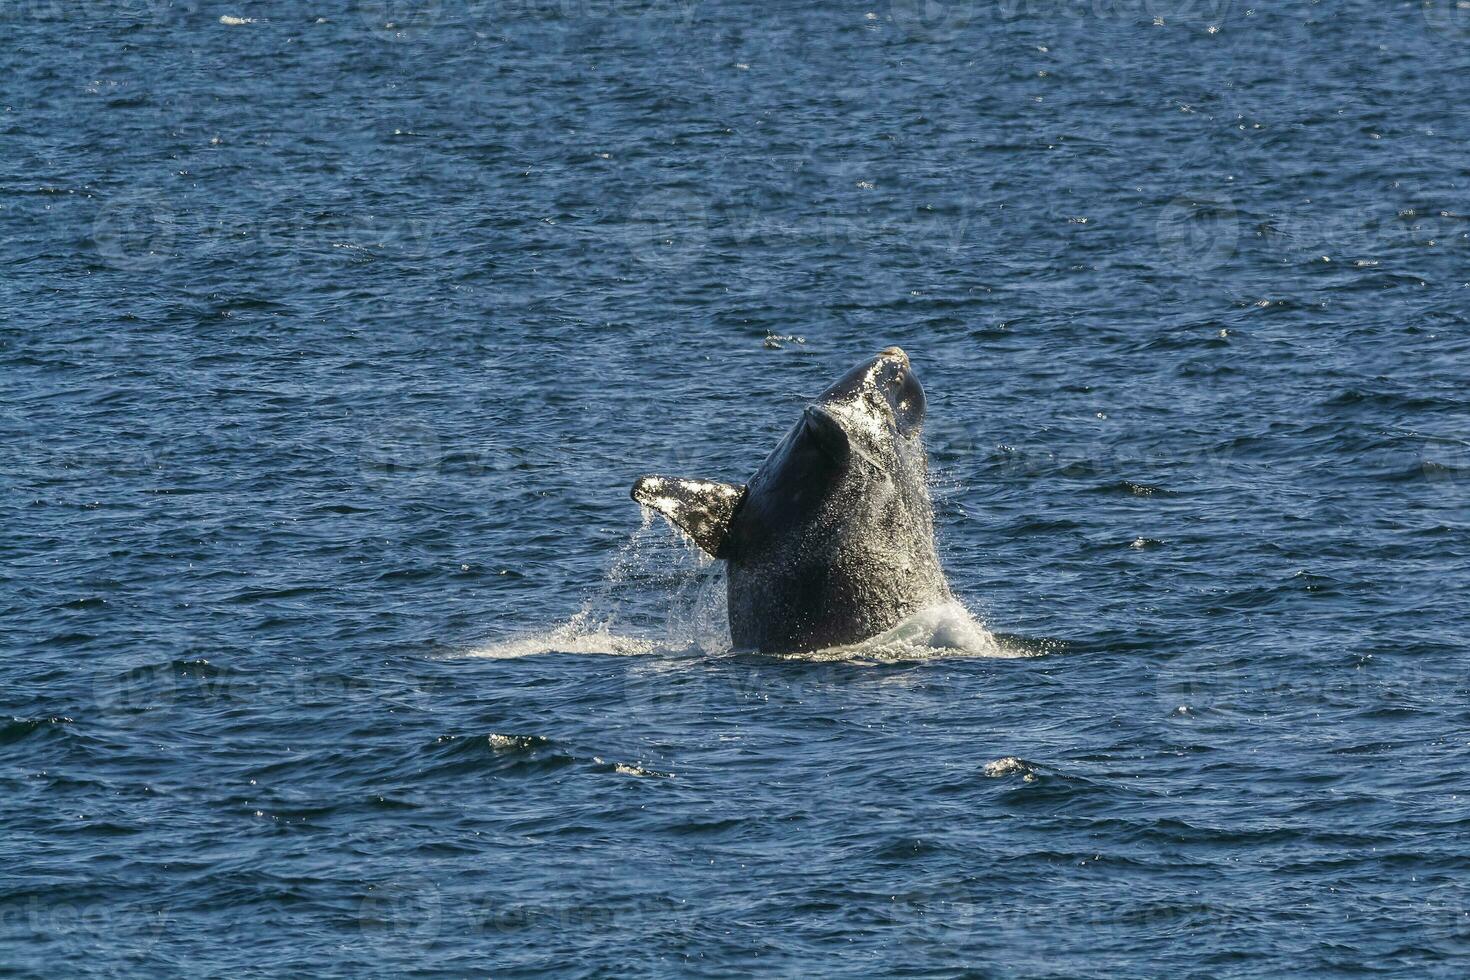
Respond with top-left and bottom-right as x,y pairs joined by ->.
466,621 -> 657,659
464,511 -> 726,660
464,515 -> 1030,663
771,600 -> 1025,663
983,757 -> 1036,780
594,758 -> 674,778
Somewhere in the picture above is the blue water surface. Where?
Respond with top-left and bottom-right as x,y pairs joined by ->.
3,0 -> 1470,975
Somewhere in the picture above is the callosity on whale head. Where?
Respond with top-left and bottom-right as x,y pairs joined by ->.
631,347 -> 952,653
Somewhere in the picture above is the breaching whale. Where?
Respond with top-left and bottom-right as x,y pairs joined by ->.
631,347 -> 953,653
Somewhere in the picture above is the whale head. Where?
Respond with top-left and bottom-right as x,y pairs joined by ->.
632,346 -> 932,557
746,346 -> 932,539
799,346 -> 926,469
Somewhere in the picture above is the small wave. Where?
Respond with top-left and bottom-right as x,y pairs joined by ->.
421,733 -> 575,778
592,758 -> 673,778
1089,480 -> 1171,497
420,734 -> 671,780
0,716 -> 74,746
982,756 -> 1036,779
486,733 -> 552,751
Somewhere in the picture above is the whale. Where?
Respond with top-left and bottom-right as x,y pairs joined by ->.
631,347 -> 953,653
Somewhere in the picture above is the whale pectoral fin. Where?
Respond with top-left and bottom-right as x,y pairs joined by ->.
631,475 -> 746,559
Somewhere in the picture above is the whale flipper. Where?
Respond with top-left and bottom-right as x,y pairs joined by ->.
631,475 -> 746,558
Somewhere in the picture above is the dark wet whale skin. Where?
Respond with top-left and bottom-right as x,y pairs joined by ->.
724,348 -> 951,652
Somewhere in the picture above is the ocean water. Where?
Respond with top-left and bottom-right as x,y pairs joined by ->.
4,0 -> 1470,975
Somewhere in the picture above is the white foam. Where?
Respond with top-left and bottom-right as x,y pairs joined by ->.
594,758 -> 673,778
466,621 -> 658,659
460,512 -> 1030,664
464,512 -> 726,660
463,592 -> 1022,662
983,756 -> 1030,777
772,600 -> 1026,663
